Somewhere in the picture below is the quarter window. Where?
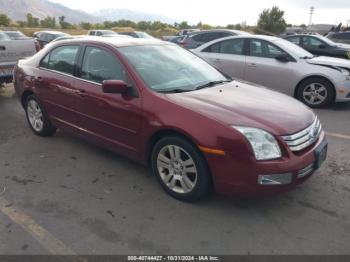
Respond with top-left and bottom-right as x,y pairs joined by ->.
40,45 -> 79,75
81,47 -> 127,84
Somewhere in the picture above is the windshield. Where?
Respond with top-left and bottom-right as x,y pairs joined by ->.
275,38 -> 314,58
0,32 -> 10,40
119,45 -> 227,92
137,32 -> 153,39
316,35 -> 337,46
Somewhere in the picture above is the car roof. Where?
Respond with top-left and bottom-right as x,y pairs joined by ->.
35,31 -> 68,35
53,37 -> 168,48
188,29 -> 250,36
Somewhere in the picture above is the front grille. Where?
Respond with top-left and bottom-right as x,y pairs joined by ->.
282,117 -> 322,152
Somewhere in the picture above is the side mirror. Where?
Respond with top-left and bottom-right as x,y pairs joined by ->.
318,44 -> 326,49
102,80 -> 129,94
275,53 -> 290,62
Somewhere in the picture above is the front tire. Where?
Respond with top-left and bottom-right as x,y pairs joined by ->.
151,136 -> 212,202
25,95 -> 56,136
296,77 -> 334,108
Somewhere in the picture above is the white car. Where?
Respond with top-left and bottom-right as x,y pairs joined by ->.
193,35 -> 350,108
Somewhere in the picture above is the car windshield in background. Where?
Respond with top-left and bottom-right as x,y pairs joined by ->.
317,35 -> 337,46
5,31 -> 27,39
275,38 -> 314,58
0,32 -> 10,40
137,32 -> 153,39
119,45 -> 227,92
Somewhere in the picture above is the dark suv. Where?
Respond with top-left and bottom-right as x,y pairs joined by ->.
326,32 -> 350,45
179,29 -> 250,49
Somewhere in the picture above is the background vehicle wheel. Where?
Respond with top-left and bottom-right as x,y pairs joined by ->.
296,77 -> 335,108
151,136 -> 212,202
25,95 -> 56,136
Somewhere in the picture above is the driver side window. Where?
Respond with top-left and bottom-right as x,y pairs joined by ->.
302,37 -> 324,48
249,39 -> 286,58
81,47 -> 128,84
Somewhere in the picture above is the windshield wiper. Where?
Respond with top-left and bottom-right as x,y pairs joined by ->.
194,79 -> 232,90
157,89 -> 192,93
300,55 -> 317,59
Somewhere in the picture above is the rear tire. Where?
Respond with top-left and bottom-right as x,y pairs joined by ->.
296,77 -> 334,108
25,95 -> 56,137
151,136 -> 212,202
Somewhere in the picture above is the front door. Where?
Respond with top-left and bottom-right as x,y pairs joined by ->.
244,39 -> 297,95
75,46 -> 142,157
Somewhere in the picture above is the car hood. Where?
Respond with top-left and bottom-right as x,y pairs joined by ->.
165,81 -> 315,135
306,56 -> 350,68
335,43 -> 350,50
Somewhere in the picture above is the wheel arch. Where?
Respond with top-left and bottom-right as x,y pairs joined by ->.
21,90 -> 35,108
145,128 -> 202,165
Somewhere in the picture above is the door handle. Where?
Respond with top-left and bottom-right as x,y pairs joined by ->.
35,76 -> 43,82
0,46 -> 5,51
247,63 -> 257,68
75,89 -> 87,97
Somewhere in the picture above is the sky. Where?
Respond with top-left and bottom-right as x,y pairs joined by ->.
50,0 -> 350,26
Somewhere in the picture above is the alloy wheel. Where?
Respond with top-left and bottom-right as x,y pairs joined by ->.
27,100 -> 44,132
303,83 -> 328,106
157,145 -> 198,194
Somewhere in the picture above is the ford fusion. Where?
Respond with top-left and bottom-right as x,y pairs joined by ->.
14,38 -> 327,201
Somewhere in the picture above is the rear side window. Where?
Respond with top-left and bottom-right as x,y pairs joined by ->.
287,36 -> 301,45
40,45 -> 79,75
203,39 -> 245,55
201,32 -> 222,43
81,46 -> 127,84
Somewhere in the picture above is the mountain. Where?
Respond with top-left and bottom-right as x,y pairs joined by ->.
0,0 -> 100,23
94,9 -> 176,24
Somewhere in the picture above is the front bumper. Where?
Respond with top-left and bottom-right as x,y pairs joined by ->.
206,131 -> 327,198
335,79 -> 350,102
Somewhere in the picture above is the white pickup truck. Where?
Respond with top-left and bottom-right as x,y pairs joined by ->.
0,31 -> 37,85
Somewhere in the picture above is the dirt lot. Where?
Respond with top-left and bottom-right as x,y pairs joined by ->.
0,84 -> 349,255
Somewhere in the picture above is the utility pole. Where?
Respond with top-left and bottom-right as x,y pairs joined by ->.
309,6 -> 315,26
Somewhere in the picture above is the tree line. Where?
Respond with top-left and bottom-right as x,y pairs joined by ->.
0,7 -> 296,35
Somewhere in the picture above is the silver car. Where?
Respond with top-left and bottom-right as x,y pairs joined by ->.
193,35 -> 350,108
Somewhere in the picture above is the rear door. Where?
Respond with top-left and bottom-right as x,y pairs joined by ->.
75,45 -> 142,156
244,38 -> 297,95
36,45 -> 81,129
199,38 -> 247,80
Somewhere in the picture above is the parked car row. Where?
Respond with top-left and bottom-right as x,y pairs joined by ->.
194,35 -> 350,108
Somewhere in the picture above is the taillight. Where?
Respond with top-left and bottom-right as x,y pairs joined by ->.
34,39 -> 41,52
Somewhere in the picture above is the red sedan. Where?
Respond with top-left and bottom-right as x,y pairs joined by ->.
13,38 -> 327,201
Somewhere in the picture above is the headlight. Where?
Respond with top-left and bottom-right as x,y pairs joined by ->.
232,126 -> 282,160
339,68 -> 350,80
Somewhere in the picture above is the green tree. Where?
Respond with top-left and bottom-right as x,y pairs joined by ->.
178,21 -> 190,29
257,6 -> 287,34
0,14 -> 11,26
59,16 -> 73,29
40,16 -> 56,28
17,20 -> 26,27
80,22 -> 92,30
26,13 -> 39,27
